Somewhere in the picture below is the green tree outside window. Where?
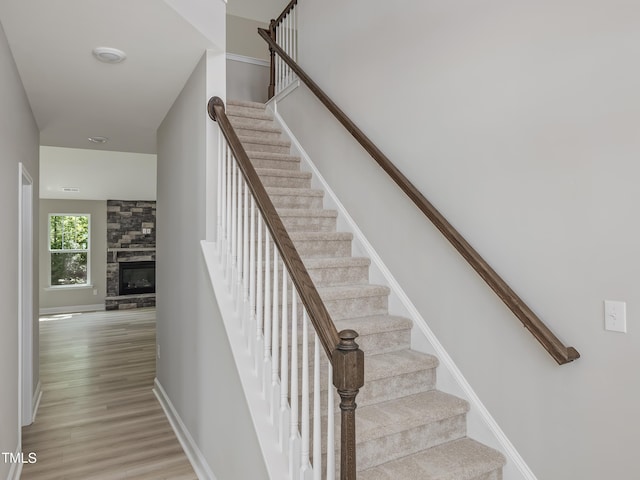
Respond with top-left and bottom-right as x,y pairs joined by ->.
49,214 -> 90,286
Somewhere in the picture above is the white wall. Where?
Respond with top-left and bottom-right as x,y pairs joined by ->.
227,58 -> 269,103
40,147 -> 156,201
227,14 -> 269,60
277,1 -> 640,478
38,200 -> 107,312
227,0 -> 290,23
156,51 -> 268,479
0,20 -> 39,480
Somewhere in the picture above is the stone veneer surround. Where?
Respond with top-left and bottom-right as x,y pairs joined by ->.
105,200 -> 156,310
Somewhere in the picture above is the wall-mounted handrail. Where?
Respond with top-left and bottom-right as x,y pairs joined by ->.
208,97 -> 364,479
258,28 -> 580,366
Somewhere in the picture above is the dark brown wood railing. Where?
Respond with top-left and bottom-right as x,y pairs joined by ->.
258,29 -> 580,366
267,0 -> 298,98
207,97 -> 364,479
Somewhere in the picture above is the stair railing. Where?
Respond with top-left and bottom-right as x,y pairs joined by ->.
259,8 -> 579,365
267,0 -> 298,98
208,97 -> 364,479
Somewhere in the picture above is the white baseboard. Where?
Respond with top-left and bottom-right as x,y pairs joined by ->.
39,304 -> 104,315
6,444 -> 23,480
226,53 -> 269,67
153,378 -> 217,480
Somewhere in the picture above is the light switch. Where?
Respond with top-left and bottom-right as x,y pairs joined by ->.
604,300 -> 627,333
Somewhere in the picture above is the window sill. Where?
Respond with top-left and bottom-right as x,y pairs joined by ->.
45,284 -> 94,292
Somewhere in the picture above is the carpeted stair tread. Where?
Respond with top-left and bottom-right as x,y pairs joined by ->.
228,110 -> 273,121
302,348 -> 439,419
237,135 -> 291,148
354,390 -> 469,444
277,208 -> 337,219
229,117 -> 282,133
256,168 -> 312,179
266,187 -> 325,209
364,349 -> 439,382
266,186 -> 324,198
317,284 -> 389,301
227,99 -> 267,109
289,231 -> 353,241
333,314 -> 412,337
358,438 -> 506,480
247,151 -> 301,162
303,256 -> 370,269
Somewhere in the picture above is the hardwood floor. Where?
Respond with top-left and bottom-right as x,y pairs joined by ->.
21,308 -> 197,480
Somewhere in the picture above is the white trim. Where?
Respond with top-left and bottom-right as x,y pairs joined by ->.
269,107 -> 538,480
47,213 -> 91,288
201,241 -> 289,480
39,304 -> 105,315
44,284 -> 94,291
268,79 -> 300,106
153,379 -> 217,480
18,162 -> 34,430
226,53 -> 269,67
6,444 -> 24,480
31,380 -> 43,423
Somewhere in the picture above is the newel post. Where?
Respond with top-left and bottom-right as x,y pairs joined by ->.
333,329 -> 364,480
268,19 -> 276,99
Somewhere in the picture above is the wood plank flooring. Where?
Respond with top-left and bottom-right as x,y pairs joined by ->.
21,308 -> 197,480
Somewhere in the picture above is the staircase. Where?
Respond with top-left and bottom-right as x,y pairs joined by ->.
225,99 -> 507,479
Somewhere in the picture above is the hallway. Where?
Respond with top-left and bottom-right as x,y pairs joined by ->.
21,308 -> 196,479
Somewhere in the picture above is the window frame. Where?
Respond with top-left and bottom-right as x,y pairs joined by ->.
48,213 -> 92,288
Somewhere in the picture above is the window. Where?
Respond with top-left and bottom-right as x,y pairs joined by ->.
49,214 -> 90,286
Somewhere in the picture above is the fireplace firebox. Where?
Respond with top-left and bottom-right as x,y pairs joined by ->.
119,261 -> 156,295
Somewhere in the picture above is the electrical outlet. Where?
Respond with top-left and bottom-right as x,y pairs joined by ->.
93,288 -> 98,296
157,344 -> 160,359
605,300 -> 627,333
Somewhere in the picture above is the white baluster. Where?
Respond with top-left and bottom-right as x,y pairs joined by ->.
249,195 -> 256,350
289,285 -> 300,478
230,159 -> 237,293
225,148 -> 232,276
217,129 -> 222,250
263,227 -> 272,396
271,249 -> 280,424
285,15 -> 290,85
280,267 -> 290,450
221,142 -> 227,260
300,311 -> 311,479
293,8 -> 297,63
236,172 -> 243,304
313,334 -> 322,480
326,362 -> 335,480
243,178 -> 249,303
255,212 -> 264,374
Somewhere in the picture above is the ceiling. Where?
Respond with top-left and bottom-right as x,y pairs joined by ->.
0,0 -> 218,154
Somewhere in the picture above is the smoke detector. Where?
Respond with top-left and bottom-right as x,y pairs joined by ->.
92,47 -> 127,64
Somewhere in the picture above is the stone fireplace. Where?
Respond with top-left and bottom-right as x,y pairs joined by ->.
105,200 -> 156,310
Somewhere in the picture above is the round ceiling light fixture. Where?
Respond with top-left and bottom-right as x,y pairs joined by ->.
88,136 -> 108,144
92,47 -> 127,64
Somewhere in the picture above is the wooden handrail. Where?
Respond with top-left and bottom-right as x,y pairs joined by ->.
208,96 -> 340,358
274,0 -> 298,27
258,28 -> 580,365
208,97 -> 364,480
